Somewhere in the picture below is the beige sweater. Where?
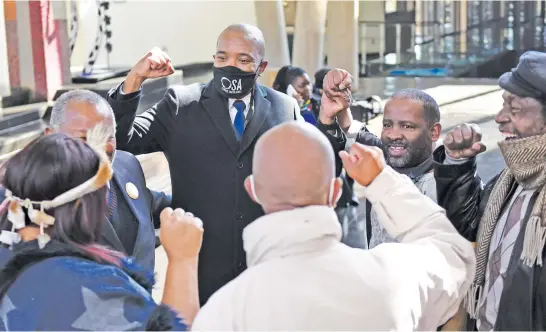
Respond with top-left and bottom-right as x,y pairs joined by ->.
192,167 -> 476,331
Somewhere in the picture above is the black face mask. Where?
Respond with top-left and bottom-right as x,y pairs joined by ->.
212,65 -> 259,99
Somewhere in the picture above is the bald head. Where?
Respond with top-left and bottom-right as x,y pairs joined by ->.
247,122 -> 340,213
217,24 -> 265,60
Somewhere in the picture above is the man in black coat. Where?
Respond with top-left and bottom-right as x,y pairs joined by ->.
106,23 -> 353,304
40,90 -> 171,272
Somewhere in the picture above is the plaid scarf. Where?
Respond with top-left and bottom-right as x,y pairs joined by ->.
465,133 -> 546,318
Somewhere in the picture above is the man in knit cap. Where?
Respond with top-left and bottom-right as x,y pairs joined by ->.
432,50 -> 546,331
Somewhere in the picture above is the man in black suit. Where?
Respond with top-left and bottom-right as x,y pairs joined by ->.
106,23 -> 353,304
44,89 -> 171,272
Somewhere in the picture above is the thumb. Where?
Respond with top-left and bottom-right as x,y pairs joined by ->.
339,151 -> 356,171
471,142 -> 487,154
349,142 -> 372,159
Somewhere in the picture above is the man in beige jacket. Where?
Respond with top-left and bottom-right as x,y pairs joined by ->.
192,122 -> 475,331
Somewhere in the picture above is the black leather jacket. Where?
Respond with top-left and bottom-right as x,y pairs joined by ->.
432,146 -> 489,242
433,145 -> 546,331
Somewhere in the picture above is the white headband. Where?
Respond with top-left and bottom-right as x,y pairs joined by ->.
0,123 -> 113,249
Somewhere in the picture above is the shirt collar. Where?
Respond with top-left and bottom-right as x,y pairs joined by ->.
228,93 -> 252,110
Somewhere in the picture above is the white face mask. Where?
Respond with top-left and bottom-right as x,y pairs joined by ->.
249,175 -> 340,207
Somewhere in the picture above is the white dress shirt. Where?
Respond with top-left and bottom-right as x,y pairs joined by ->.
228,94 -> 251,124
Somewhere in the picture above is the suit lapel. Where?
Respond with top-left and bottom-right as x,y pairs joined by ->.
102,196 -> 125,253
201,82 -> 238,156
239,85 -> 270,157
111,169 -> 143,251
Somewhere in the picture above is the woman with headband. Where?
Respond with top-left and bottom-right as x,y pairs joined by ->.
0,132 -> 203,330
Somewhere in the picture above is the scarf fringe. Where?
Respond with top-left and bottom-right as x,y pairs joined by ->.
463,283 -> 482,319
520,216 -> 546,267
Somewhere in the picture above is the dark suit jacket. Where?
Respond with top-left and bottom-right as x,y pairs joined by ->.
0,150 -> 171,273
105,150 -> 171,271
107,80 -> 300,304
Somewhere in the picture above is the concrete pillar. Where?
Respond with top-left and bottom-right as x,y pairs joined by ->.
4,0 -> 70,102
326,0 -> 359,90
459,0 -> 468,54
292,0 -> 327,80
0,2 -> 11,97
254,0 -> 290,68
254,0 -> 290,88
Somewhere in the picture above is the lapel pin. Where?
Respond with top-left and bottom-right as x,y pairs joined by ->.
126,182 -> 139,200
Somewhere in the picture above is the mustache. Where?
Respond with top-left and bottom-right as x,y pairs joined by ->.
384,139 -> 408,148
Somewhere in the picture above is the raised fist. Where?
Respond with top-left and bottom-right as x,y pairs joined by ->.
319,69 -> 353,124
443,123 -> 486,159
339,143 -> 386,187
130,47 -> 175,80
160,207 -> 203,262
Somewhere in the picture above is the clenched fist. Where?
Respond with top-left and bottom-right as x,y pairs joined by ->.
443,123 -> 486,159
339,143 -> 386,187
319,69 -> 353,124
123,47 -> 175,93
160,207 -> 203,262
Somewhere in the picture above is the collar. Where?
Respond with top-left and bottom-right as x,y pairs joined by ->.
228,92 -> 252,110
392,156 -> 433,182
243,205 -> 341,267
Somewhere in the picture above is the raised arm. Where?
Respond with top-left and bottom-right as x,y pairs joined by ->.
341,143 -> 476,330
433,123 -> 489,242
106,48 -> 178,155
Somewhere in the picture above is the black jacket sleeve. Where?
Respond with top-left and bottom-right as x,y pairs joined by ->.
433,145 -> 498,242
316,120 -> 347,177
107,84 -> 179,155
316,121 -> 383,177
150,190 -> 172,230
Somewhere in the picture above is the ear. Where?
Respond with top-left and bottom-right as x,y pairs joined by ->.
258,60 -> 268,76
331,178 -> 344,208
44,127 -> 54,135
430,123 -> 442,142
244,176 -> 257,203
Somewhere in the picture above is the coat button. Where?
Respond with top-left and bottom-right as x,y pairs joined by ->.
237,161 -> 244,169
236,212 -> 243,219
236,261 -> 243,268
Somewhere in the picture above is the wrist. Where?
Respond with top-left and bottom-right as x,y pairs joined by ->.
168,255 -> 199,266
318,114 -> 336,125
123,71 -> 146,94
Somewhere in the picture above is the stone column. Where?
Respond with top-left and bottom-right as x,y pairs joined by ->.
459,0 -> 468,54
254,0 -> 290,87
254,0 -> 290,68
4,0 -> 70,102
326,0 -> 359,90
292,0 -> 327,79
0,2 -> 11,97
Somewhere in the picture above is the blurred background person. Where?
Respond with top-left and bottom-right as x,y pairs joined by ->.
0,134 -> 203,329
273,65 -> 320,124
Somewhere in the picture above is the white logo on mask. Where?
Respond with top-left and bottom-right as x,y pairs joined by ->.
221,77 -> 242,94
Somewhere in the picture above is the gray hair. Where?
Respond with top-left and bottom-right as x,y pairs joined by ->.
391,88 -> 440,126
50,89 -> 115,130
